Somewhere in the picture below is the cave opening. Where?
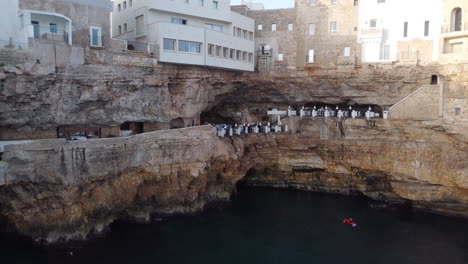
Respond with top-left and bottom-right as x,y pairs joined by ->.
169,118 -> 185,129
120,122 -> 144,135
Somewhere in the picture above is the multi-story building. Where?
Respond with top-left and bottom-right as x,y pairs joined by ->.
0,0 -> 112,49
439,0 -> 468,64
358,0 -> 443,64
112,0 -> 255,72
233,0 -> 360,71
295,0 -> 361,68
232,6 -> 297,71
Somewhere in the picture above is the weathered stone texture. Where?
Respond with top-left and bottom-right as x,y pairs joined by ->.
0,119 -> 466,242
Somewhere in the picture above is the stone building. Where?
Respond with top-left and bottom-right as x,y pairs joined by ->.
358,0 -> 443,65
231,6 -> 297,72
112,0 -> 255,71
232,0 -> 361,71
295,0 -> 361,68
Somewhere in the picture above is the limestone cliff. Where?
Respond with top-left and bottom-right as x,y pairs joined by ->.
1,63 -> 438,139
0,119 -> 466,242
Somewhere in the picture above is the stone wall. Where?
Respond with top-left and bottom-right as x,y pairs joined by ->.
389,85 -> 441,120
246,8 -> 298,71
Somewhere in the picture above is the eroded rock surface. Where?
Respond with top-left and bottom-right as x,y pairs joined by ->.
0,119 -> 466,242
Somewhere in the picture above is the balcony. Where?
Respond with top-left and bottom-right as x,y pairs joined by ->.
441,23 -> 468,35
112,38 -> 158,56
26,11 -> 72,45
360,27 -> 383,38
257,48 -> 273,56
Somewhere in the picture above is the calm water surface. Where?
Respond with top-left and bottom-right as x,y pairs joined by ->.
1,187 -> 467,264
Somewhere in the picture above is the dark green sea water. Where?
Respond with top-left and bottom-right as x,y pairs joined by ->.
1,187 -> 467,264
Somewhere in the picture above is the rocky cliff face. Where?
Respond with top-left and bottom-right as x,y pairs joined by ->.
1,63 -> 438,138
0,119 -> 466,242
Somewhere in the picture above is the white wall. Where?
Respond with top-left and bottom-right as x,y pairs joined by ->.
150,22 -> 254,71
359,0 -> 443,62
0,0 -> 23,48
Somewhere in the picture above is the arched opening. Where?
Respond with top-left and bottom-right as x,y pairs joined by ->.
451,8 -> 462,32
169,118 -> 185,129
127,44 -> 135,51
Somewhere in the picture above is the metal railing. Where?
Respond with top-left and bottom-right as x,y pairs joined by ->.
32,26 -> 69,43
257,48 -> 273,56
441,23 -> 468,34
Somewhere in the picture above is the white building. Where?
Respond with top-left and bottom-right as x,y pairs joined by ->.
112,0 -> 255,71
1,0 -> 111,50
358,0 -> 443,64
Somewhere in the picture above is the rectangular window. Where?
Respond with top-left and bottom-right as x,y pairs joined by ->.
330,22 -> 337,33
307,49 -> 314,63
288,23 -> 293,31
243,29 -> 248,39
90,27 -> 102,47
136,15 -> 144,35
249,32 -> 254,40
258,24 -> 263,31
424,21 -> 430,37
277,54 -> 284,61
124,23 -> 127,32
130,0 -> 133,6
50,23 -> 57,33
118,25 -> 122,35
455,107 -> 461,116
216,45 -> 222,57
223,47 -> 229,58
178,40 -> 201,53
370,19 -> 377,28
260,58 -> 268,69
354,0 -> 358,6
309,0 -> 316,6
236,50 -> 241,60
233,26 -> 236,36
344,47 -> 351,56
198,0 -> 204,6
32,21 -> 40,38
249,53 -> 253,63
243,51 -> 247,61
118,4 -> 121,11
272,24 -> 277,32
308,23 -> 316,35
403,22 -> 408,37
213,25 -> 223,32
212,0 -> 218,8
123,1 -> 127,9
237,28 -> 241,37
163,38 -> 176,51
172,18 -> 187,25
230,49 -> 235,59
331,0 -> 337,4
208,44 -> 214,56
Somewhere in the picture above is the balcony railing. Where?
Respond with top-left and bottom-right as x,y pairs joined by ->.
360,27 -> 383,37
32,26 -> 69,43
441,23 -> 468,34
257,48 -> 273,56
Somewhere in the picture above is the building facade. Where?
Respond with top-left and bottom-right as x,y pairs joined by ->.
295,0 -> 361,68
112,0 -> 255,71
1,0 -> 111,49
439,0 -> 468,64
358,0 -> 443,64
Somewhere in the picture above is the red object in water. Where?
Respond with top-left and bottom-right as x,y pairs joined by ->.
343,218 -> 357,226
